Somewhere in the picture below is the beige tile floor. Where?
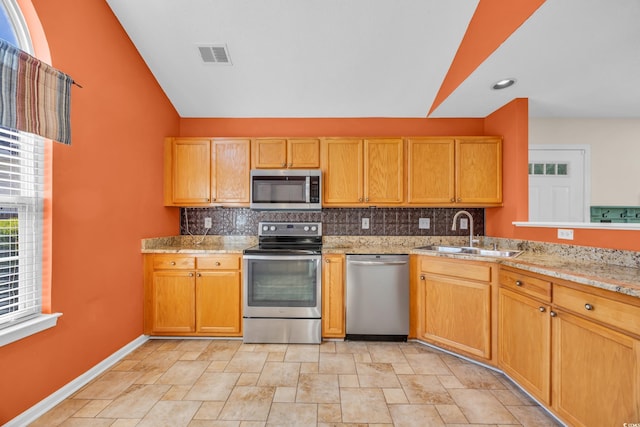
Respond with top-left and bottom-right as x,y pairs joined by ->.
30,339 -> 562,426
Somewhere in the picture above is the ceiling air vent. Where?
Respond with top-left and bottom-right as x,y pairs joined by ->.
197,44 -> 232,65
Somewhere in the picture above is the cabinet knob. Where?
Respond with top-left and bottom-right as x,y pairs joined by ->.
450,198 -> 455,202
189,272 -> 194,277
365,197 -> 369,202
206,198 -> 210,202
550,311 -> 557,317
457,198 -> 462,202
539,306 -> 546,312
515,280 -> 523,286
325,259 -> 330,263
584,303 -> 594,311
359,198 -> 363,202
288,163 -> 293,168
215,261 -> 221,266
171,261 -> 176,266
282,163 -> 286,167
197,273 -> 201,277
420,275 -> 425,280
212,198 -> 216,201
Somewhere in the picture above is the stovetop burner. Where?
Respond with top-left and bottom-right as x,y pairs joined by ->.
243,221 -> 323,255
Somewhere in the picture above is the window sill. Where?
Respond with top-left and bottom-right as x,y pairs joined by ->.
513,221 -> 640,230
0,313 -> 62,347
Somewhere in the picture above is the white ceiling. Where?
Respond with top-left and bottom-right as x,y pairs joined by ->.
106,0 -> 640,119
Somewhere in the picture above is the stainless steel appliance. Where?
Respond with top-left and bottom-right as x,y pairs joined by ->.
249,169 -> 321,210
243,221 -> 322,343
345,254 -> 409,341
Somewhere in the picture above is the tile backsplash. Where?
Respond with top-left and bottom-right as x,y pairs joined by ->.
181,207 -> 484,237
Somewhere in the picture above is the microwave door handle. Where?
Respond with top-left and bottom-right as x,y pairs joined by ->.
305,176 -> 310,203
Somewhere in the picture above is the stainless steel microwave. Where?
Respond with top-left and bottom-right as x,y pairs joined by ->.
250,169 -> 322,210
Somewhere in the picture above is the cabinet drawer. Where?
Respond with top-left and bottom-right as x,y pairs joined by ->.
152,255 -> 195,270
420,257 -> 492,282
197,254 -> 241,270
499,268 -> 552,302
554,285 -> 640,337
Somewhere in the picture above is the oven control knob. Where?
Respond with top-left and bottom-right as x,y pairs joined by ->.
304,226 -> 310,231
270,226 -> 276,231
311,226 -> 317,231
262,225 -> 269,231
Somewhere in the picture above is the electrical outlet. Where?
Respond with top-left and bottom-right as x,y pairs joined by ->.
557,228 -> 574,240
459,218 -> 469,230
361,218 -> 370,229
204,217 -> 212,228
418,218 -> 430,229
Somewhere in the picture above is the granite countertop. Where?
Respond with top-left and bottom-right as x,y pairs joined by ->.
142,235 -> 640,299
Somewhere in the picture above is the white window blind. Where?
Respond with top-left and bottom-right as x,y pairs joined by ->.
0,126 -> 43,329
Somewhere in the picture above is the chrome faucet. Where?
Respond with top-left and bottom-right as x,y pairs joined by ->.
452,210 -> 479,247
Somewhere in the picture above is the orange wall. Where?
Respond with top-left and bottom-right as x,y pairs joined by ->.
180,117 -> 485,137
485,98 -> 640,251
0,1 -> 180,423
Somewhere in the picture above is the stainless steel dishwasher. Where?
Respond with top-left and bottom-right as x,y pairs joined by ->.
345,254 -> 409,341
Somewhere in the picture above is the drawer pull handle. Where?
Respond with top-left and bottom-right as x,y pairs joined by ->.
549,311 -> 557,317
539,306 -> 546,312
515,280 -> 523,286
584,303 -> 594,311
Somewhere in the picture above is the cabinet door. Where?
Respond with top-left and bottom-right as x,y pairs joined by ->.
322,254 -> 345,338
212,139 -> 250,204
498,288 -> 551,405
252,139 -> 287,168
288,138 -> 320,168
196,271 -> 242,335
364,138 -> 404,204
455,137 -> 502,204
422,273 -> 491,359
150,271 -> 195,333
165,138 -> 212,205
552,311 -> 640,427
406,138 -> 455,204
321,139 -> 364,205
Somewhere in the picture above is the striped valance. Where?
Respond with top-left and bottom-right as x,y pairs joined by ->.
0,39 -> 73,145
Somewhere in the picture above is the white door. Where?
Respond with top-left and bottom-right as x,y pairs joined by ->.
529,146 -> 589,222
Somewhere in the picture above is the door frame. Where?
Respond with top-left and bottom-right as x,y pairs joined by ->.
529,144 -> 591,223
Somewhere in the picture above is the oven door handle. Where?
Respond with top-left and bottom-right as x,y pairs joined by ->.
243,254 -> 321,261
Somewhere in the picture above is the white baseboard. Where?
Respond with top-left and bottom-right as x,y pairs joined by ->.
5,335 -> 149,427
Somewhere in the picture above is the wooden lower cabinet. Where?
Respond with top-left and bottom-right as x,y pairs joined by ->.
498,288 -> 551,405
150,270 -> 196,333
322,254 -> 345,338
144,254 -> 242,336
498,266 -> 640,426
415,256 -> 495,361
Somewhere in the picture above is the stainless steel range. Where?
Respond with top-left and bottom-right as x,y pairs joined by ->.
242,221 -> 322,344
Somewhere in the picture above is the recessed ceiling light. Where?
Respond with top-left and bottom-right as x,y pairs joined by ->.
492,78 -> 516,90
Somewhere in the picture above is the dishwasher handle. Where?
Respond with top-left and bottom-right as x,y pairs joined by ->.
347,260 -> 408,266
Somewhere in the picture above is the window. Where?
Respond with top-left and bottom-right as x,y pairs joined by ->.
0,127 -> 43,328
0,0 -> 60,346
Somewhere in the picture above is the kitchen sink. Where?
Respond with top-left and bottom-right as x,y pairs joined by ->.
415,245 -> 522,258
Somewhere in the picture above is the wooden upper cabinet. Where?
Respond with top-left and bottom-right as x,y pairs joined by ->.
251,138 -> 320,169
321,138 -> 364,205
364,138 -> 404,204
321,138 -> 403,206
164,137 -> 250,207
406,136 -> 502,206
407,138 -> 455,204
165,138 -> 212,205
456,137 -> 502,204
212,138 -> 250,203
